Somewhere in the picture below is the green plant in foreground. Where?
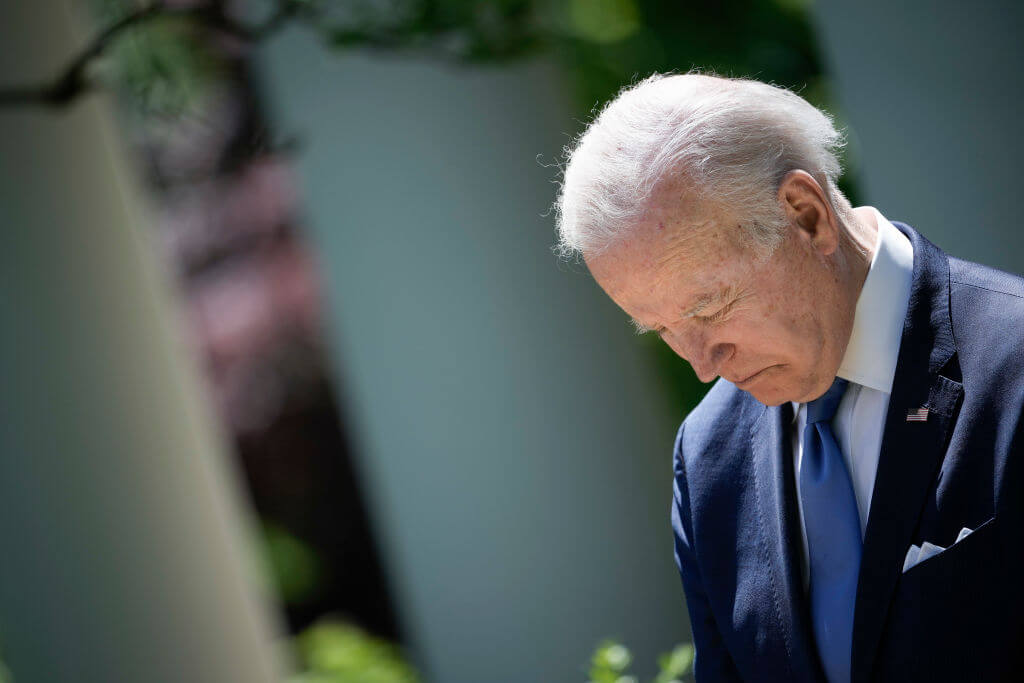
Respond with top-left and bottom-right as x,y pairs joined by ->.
289,619 -> 420,683
287,623 -> 694,683
588,640 -> 694,683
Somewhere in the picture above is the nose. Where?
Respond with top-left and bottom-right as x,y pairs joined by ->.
663,326 -> 733,383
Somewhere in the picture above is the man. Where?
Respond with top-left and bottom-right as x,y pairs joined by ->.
556,73 -> 1023,682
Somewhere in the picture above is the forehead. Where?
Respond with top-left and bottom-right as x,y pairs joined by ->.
587,173 -> 760,284
588,187 -> 704,266
585,208 -> 752,318
640,176 -> 755,264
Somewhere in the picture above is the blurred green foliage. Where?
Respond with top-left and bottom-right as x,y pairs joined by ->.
87,0 -> 224,117
588,640 -> 694,683
259,525 -> 414,681
262,522 -> 325,606
566,0 -> 640,44
85,0 -> 550,117
106,15 -> 223,117
81,0 -> 833,119
286,628 -> 695,683
289,619 -> 421,683
0,632 -> 695,683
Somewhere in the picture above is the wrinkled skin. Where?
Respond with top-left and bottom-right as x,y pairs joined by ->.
585,171 -> 875,406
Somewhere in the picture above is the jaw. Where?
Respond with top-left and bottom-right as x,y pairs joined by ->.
740,364 -> 824,406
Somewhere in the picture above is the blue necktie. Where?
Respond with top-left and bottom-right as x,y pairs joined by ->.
800,377 -> 861,683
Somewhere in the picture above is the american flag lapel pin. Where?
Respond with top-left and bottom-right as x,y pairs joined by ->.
906,407 -> 929,422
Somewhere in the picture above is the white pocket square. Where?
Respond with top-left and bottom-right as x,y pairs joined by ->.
902,526 -> 975,573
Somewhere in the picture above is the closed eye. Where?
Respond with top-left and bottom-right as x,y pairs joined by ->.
697,300 -> 733,323
697,291 -> 753,323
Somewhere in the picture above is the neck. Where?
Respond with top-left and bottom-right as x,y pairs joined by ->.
840,206 -> 879,296
824,206 -> 878,380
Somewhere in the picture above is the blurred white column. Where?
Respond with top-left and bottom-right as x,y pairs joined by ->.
814,0 -> 1024,274
0,3 -> 286,681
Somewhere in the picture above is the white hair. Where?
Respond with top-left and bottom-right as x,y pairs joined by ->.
555,72 -> 850,258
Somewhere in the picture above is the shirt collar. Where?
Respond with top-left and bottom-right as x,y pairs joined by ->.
790,208 -> 914,419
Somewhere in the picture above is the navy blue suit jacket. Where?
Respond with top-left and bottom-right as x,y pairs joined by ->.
671,223 -> 1024,682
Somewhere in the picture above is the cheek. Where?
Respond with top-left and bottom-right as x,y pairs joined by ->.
734,305 -> 821,359
764,290 -> 821,333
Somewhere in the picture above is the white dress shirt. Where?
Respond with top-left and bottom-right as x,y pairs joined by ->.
790,209 -> 914,587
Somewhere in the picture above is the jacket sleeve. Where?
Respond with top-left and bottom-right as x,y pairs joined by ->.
672,424 -> 743,682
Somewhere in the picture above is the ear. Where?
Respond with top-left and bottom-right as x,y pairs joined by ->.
777,170 -> 839,256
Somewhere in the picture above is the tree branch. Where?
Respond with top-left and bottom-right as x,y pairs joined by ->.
0,1 -> 301,109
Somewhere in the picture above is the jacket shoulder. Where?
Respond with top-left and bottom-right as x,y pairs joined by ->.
949,256 -> 1024,300
947,256 -> 1024,379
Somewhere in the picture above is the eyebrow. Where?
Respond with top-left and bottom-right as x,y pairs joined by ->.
680,290 -> 730,318
629,288 -> 731,334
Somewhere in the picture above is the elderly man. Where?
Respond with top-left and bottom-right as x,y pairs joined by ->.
556,74 -> 1023,683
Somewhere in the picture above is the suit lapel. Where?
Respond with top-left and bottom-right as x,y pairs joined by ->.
851,224 -> 964,683
751,401 -> 826,683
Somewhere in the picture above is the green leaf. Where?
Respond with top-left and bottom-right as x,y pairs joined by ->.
654,644 -> 694,683
262,522 -> 324,605
588,640 -> 634,683
292,619 -> 420,683
568,0 -> 640,44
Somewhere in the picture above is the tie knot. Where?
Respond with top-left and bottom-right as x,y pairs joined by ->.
806,377 -> 848,424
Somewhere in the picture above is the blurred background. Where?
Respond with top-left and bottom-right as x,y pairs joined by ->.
1,1 -> 1021,682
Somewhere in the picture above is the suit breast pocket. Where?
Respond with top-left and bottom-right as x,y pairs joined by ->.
901,514 -> 997,579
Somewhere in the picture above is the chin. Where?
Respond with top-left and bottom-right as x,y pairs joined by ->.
748,390 -> 790,407
742,383 -> 792,406
737,367 -> 802,405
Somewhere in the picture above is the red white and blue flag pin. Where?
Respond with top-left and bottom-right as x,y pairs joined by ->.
906,407 -> 929,422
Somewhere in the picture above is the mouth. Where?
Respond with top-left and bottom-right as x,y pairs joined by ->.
733,365 -> 777,388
